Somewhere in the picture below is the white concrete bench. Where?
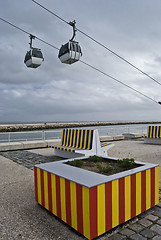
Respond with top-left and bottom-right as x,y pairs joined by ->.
144,126 -> 161,144
46,128 -> 114,158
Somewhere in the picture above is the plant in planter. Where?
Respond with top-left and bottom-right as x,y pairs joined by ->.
117,158 -> 135,168
65,155 -> 138,176
96,163 -> 113,174
34,156 -> 159,240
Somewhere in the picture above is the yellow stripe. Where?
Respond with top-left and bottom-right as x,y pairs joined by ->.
153,126 -> 155,138
87,130 -> 91,150
112,179 -> 119,228
146,169 -> 151,210
76,130 -> 80,148
37,168 -> 42,205
157,126 -> 159,137
136,172 -> 141,215
82,186 -> 90,239
83,130 -> 87,149
125,176 -> 131,221
51,174 -> 57,216
97,184 -> 105,235
155,166 -> 159,205
44,171 -> 49,210
60,177 -> 66,222
72,129 -> 76,148
80,130 -> 84,148
70,181 -> 77,230
150,126 -> 153,138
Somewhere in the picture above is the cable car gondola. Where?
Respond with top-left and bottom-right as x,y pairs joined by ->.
58,20 -> 82,64
24,35 -> 44,68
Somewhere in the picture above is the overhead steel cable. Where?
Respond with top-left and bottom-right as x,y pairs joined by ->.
0,17 -> 59,51
0,17 -> 160,105
31,0 -> 161,86
80,60 -> 158,105
0,18 -> 30,35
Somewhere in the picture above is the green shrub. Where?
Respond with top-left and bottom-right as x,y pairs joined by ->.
117,158 -> 135,168
67,159 -> 83,168
88,155 -> 102,162
97,163 -> 113,173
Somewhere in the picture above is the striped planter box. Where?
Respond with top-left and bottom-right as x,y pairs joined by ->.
34,157 -> 159,239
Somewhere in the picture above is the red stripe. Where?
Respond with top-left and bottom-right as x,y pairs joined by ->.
119,178 -> 125,224
141,171 -> 146,212
56,175 -> 61,219
89,186 -> 97,239
131,174 -> 136,218
47,172 -> 52,212
76,184 -> 83,235
105,181 -> 112,231
65,179 -> 71,226
34,167 -> 38,202
40,169 -> 45,207
151,168 -> 155,207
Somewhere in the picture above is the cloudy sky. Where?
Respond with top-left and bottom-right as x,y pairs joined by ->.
1,0 -> 161,123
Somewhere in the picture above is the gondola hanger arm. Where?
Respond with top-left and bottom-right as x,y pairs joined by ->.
29,34 -> 36,49
69,20 -> 76,41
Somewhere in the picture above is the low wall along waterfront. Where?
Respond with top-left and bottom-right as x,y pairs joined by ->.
0,121 -> 161,132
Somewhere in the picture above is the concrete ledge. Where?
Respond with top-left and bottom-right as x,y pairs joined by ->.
21,141 -> 47,149
44,139 -> 61,146
123,132 -> 144,139
113,135 -> 125,140
0,139 -> 62,151
99,136 -> 114,141
0,142 -> 24,151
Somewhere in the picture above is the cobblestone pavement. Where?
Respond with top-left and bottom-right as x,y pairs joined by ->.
0,150 -> 64,170
104,202 -> 161,239
1,149 -> 161,239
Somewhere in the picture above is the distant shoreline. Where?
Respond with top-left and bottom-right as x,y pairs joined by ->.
0,121 -> 161,132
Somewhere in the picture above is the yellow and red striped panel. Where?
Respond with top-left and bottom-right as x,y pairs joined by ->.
34,166 -> 159,240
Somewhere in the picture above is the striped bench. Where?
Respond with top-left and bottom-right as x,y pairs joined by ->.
46,128 -> 114,158
144,126 -> 161,144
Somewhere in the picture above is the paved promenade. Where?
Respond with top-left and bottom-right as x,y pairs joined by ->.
1,140 -> 161,239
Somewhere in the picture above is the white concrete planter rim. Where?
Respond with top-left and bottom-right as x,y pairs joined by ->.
35,156 -> 158,188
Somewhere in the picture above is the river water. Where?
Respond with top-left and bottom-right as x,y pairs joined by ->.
0,123 -> 160,143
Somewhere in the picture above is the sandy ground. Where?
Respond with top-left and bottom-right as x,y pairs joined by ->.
108,139 -> 161,186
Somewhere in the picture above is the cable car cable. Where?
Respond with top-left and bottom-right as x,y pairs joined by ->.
80,60 -> 159,105
0,18 -> 30,35
0,17 -> 59,51
31,0 -> 161,86
0,17 -> 160,105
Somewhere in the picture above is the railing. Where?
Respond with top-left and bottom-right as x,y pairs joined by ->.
0,130 -> 62,143
0,125 -> 147,143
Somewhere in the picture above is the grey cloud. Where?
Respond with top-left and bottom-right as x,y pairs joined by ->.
1,0 -> 161,123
